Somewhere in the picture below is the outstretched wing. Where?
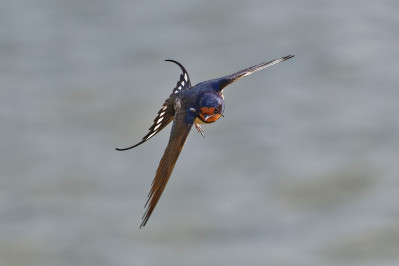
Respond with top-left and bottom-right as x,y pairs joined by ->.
116,60 -> 192,151
141,99 -> 195,228
218,55 -> 294,90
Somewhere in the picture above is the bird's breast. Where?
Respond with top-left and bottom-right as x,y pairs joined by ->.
194,117 -> 205,124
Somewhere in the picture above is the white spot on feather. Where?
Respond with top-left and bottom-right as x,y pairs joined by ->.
146,132 -> 156,139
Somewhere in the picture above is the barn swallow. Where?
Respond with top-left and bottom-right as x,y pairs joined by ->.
116,55 -> 294,227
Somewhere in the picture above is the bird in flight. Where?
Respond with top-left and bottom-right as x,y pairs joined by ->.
116,55 -> 294,227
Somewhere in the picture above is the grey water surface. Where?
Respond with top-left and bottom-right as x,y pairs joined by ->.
1,0 -> 399,265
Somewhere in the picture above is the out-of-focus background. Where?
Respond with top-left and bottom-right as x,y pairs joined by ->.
1,0 -> 398,265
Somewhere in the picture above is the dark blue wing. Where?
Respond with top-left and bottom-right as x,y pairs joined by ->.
217,55 -> 294,91
140,99 -> 195,227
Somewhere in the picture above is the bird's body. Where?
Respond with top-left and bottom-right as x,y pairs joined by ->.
116,55 -> 294,227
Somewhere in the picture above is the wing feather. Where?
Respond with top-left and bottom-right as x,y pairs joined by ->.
219,55 -> 294,90
140,100 -> 195,227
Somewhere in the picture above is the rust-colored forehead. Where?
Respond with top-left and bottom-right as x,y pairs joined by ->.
200,107 -> 215,115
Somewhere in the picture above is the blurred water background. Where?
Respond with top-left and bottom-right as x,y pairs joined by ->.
1,0 -> 399,265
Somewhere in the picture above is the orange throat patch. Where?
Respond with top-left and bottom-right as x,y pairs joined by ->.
199,106 -> 221,123
203,113 -> 221,123
200,107 -> 215,115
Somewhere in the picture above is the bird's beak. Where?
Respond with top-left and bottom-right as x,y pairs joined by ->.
203,115 -> 211,122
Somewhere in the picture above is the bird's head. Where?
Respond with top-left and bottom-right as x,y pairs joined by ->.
197,93 -> 225,123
